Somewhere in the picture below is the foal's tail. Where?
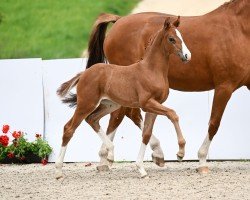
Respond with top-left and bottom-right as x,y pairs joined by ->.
57,73 -> 82,108
86,13 -> 121,69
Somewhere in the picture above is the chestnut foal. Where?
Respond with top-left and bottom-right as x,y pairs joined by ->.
55,16 -> 191,179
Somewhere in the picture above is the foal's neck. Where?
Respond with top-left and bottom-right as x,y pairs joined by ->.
141,30 -> 170,77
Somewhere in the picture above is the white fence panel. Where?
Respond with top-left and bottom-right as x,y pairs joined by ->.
1,58 -> 249,162
0,59 -> 44,141
43,59 -> 109,162
42,59 -> 212,162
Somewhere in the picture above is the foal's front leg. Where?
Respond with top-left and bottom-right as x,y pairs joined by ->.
142,99 -> 186,161
136,113 -> 157,178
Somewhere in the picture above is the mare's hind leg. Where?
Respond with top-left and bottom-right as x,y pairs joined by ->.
125,108 -> 165,166
86,100 -> 121,170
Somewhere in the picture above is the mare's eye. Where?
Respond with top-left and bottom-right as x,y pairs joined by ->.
168,37 -> 176,44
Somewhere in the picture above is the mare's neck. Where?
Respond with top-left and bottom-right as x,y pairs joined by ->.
209,0 -> 250,33
141,30 -> 170,77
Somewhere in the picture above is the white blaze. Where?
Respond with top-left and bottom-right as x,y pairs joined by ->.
175,29 -> 191,61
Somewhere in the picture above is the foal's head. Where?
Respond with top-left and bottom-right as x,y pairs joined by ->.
162,16 -> 191,62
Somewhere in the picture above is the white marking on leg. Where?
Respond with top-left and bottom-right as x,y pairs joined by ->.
97,128 -> 114,161
136,143 -> 148,177
55,146 -> 67,179
140,120 -> 164,159
98,128 -> 117,166
140,121 -> 144,130
107,128 -> 117,141
149,135 -> 164,158
175,29 -> 191,61
198,134 -> 211,167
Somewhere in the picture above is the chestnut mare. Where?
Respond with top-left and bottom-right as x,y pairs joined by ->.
55,17 -> 191,178
87,0 -> 250,174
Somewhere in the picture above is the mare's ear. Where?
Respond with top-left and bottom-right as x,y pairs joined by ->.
173,16 -> 180,27
164,17 -> 171,30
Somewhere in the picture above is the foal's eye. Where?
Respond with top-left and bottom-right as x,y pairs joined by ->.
168,37 -> 176,44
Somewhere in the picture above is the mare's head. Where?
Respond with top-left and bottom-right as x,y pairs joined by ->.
162,16 -> 191,62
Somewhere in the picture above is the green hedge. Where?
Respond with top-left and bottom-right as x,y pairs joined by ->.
0,0 -> 139,59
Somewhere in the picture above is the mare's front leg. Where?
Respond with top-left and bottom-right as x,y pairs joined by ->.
142,99 -> 186,161
197,84 -> 234,174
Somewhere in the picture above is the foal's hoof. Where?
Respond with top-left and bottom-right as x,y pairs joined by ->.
55,172 -> 64,180
197,166 -> 209,174
96,165 -> 110,172
141,174 -> 150,179
176,154 -> 184,162
152,154 -> 165,167
107,158 -> 114,166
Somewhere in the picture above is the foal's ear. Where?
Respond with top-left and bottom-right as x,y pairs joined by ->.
173,16 -> 180,27
164,17 -> 171,30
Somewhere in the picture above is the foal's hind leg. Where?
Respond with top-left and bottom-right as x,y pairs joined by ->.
97,107 -> 126,170
55,105 -> 93,179
86,100 -> 121,170
55,98 -> 115,179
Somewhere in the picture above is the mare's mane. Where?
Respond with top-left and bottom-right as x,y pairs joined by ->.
214,0 -> 247,13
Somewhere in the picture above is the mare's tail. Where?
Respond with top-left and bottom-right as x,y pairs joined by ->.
57,73 -> 82,108
86,13 -> 121,69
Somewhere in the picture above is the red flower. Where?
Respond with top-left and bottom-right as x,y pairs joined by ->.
2,125 -> 10,134
35,133 -> 42,138
13,140 -> 18,147
20,156 -> 25,160
12,131 -> 22,139
41,158 -> 48,165
0,135 -> 9,147
7,152 -> 14,158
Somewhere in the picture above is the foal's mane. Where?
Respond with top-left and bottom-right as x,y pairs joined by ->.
142,29 -> 163,60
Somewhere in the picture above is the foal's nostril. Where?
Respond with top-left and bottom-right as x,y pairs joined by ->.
185,54 -> 188,59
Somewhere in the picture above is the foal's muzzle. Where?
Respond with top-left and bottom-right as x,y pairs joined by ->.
178,51 -> 191,63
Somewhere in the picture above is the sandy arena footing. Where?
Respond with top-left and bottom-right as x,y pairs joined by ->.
0,161 -> 249,200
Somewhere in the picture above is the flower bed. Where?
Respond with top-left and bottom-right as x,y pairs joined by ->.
0,125 -> 52,165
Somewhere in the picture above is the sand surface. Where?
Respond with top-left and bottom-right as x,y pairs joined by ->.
0,162 -> 250,200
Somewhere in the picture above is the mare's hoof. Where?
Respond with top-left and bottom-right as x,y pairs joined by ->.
176,154 -> 184,162
152,154 -> 165,167
197,166 -> 209,174
96,165 -> 110,172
